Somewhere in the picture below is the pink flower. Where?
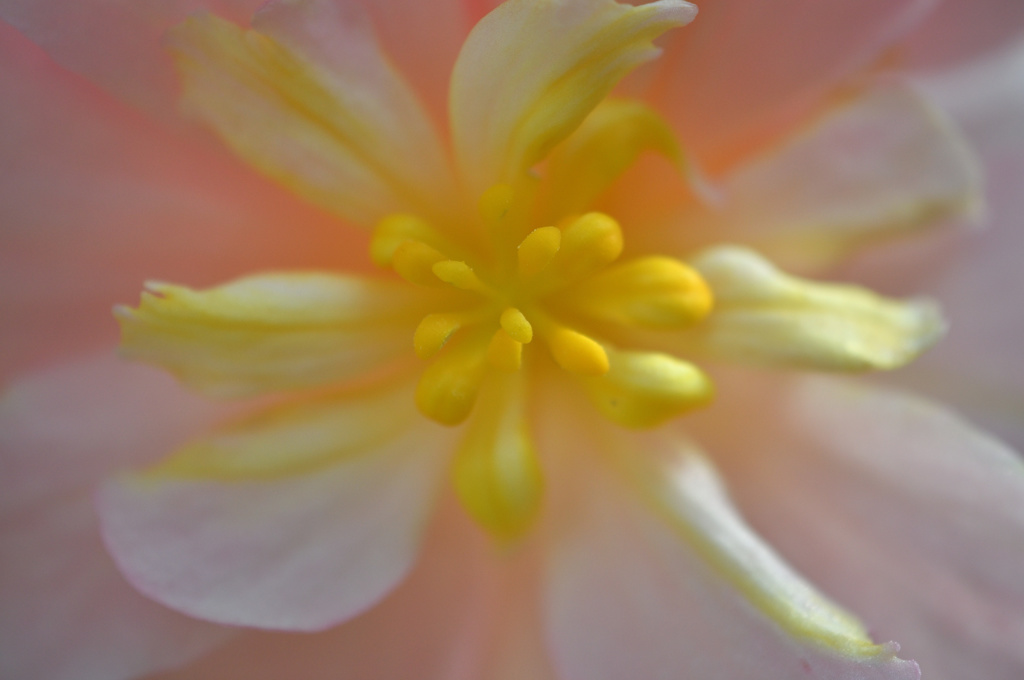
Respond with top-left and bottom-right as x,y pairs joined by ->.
1,2 -> 1023,680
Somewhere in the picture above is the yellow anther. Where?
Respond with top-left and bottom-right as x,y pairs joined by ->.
517,226 -> 561,277
546,325 -> 609,376
486,329 -> 523,372
500,307 -> 533,343
414,313 -> 466,359
479,183 -> 516,225
393,240 -> 447,287
560,256 -> 714,329
584,349 -> 714,428
432,260 -> 490,294
370,213 -> 438,267
415,339 -> 486,426
551,212 -> 623,283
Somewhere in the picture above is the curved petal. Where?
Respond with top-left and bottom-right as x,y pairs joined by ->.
695,375 -> 1024,680
150,496 -> 558,680
450,0 -> 696,196
117,272 -> 427,398
170,5 -> 455,228
539,408 -> 919,680
97,382 -> 454,631
0,352 -> 228,514
0,491 -> 233,680
679,246 -> 944,371
0,0 -> 471,127
652,84 -> 981,270
651,0 -> 937,171
0,21 -> 368,380
896,39 -> 1024,450
0,352 -> 234,680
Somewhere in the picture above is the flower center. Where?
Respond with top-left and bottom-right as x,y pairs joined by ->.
371,183 -> 715,427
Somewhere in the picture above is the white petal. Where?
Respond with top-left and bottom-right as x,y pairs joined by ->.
97,384 -> 455,631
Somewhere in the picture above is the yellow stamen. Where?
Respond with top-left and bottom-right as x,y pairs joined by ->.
392,240 -> 447,287
370,214 -> 439,267
500,307 -> 533,343
517,226 -> 561,277
414,312 -> 468,359
415,338 -> 486,426
548,212 -> 623,285
432,260 -> 490,294
584,348 -> 713,428
560,256 -> 714,329
544,324 -> 609,376
478,183 -> 515,225
451,374 -> 542,540
486,329 -> 523,372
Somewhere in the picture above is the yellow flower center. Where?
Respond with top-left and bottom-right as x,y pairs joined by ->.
370,182 -> 716,430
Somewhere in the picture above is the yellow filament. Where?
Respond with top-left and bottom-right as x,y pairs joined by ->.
371,214 -> 438,267
392,240 -> 447,287
415,338 -> 486,425
500,307 -> 533,343
432,260 -> 490,294
487,329 -> 523,372
518,226 -> 561,277
414,312 -> 467,359
478,183 -> 515,225
545,325 -> 609,376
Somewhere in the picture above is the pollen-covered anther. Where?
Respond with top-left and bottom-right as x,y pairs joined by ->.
517,226 -> 561,278
500,307 -> 533,343
432,260 -> 493,295
414,312 -> 469,359
370,213 -> 441,267
543,323 -> 610,376
560,255 -> 714,329
392,240 -> 448,287
415,337 -> 487,426
544,212 -> 623,287
478,183 -> 515,225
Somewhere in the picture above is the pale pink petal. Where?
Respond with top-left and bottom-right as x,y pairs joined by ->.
0,352 -> 236,679
651,0 -> 937,171
0,22 -> 369,379
169,1 -> 457,229
539,401 -> 919,680
693,373 -> 1024,680
645,84 -> 981,270
0,0 -> 471,126
0,491 -> 233,680
0,351 -> 229,514
903,0 -> 1024,70
845,41 -> 1024,449
149,496 -> 558,680
97,386 -> 455,631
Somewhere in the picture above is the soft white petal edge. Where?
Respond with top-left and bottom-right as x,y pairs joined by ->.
97,385 -> 455,631
673,82 -> 981,269
540,412 -> 919,680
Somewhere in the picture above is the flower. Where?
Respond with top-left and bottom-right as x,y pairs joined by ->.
1,2 -> 1023,680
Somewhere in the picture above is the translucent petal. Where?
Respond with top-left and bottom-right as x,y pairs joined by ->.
450,0 -> 695,196
117,272 -> 428,397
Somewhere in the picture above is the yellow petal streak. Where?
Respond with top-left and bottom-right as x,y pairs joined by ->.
452,374 -> 543,540
689,246 -> 945,370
